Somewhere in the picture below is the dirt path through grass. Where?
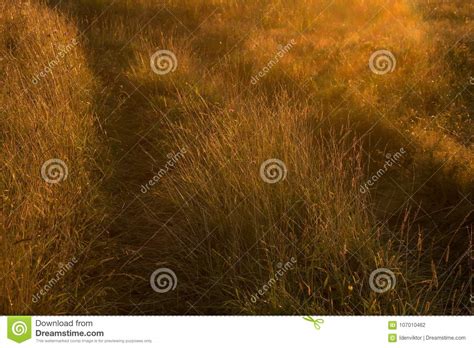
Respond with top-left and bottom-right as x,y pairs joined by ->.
43,1 -> 184,313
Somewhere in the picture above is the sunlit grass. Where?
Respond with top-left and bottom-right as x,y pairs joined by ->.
1,0 -> 472,314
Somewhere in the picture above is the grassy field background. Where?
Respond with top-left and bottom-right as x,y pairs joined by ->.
1,0 -> 472,314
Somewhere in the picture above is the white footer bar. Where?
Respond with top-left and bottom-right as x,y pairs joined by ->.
1,316 -> 472,347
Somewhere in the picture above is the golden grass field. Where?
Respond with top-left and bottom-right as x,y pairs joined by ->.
1,0 -> 473,314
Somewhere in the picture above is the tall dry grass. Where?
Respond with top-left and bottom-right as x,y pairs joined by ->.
1,1 -> 111,314
1,0 -> 472,314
